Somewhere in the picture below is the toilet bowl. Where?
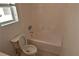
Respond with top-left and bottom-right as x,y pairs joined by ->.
10,34 -> 37,56
22,45 -> 37,56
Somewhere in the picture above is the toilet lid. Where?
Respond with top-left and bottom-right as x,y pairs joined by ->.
18,35 -> 27,49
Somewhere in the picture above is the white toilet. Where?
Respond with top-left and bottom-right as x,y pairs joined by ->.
10,34 -> 37,56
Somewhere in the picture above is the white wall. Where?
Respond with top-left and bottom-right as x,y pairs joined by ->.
62,4 -> 79,56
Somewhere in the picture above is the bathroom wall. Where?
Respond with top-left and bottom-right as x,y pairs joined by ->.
0,4 -> 32,55
32,4 -> 65,43
62,4 -> 79,56
29,4 -> 65,55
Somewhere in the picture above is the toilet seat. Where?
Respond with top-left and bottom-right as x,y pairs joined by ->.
18,35 -> 37,55
18,35 -> 27,49
22,45 -> 37,55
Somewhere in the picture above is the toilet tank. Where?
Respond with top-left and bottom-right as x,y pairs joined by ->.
10,34 -> 27,49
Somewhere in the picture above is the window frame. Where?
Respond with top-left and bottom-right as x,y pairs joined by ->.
0,3 -> 18,27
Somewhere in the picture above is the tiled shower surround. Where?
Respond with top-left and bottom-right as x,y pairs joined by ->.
27,4 -> 64,55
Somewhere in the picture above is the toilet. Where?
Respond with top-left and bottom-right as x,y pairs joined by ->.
10,34 -> 37,56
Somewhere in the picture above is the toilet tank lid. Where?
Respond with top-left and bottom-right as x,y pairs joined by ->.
10,34 -> 25,43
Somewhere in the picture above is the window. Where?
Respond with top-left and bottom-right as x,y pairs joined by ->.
0,3 -> 18,26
